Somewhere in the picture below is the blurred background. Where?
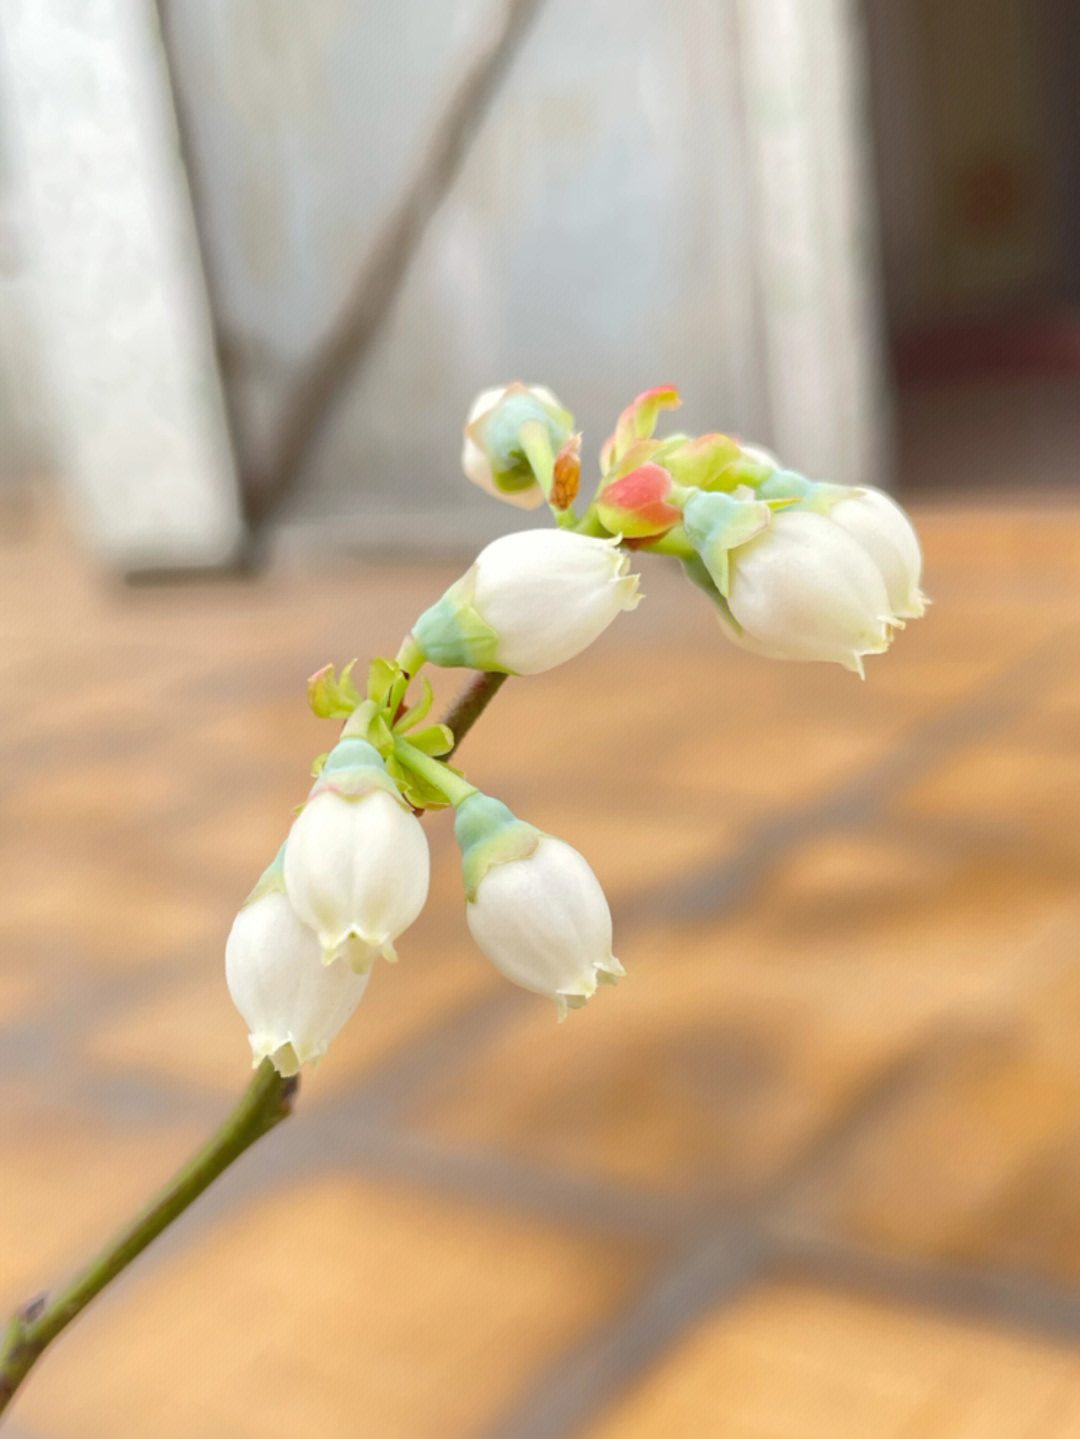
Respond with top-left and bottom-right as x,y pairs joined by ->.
2,1 -> 1080,1436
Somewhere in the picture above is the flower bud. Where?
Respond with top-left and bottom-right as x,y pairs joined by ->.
550,434 -> 582,511
283,739 -> 430,969
595,462 -> 682,538
410,529 -> 641,674
225,850 -> 370,1075
661,432 -> 762,492
683,493 -> 897,674
454,792 -> 624,1019
599,385 -> 681,472
755,472 -> 927,622
462,384 -> 575,508
819,486 -> 926,620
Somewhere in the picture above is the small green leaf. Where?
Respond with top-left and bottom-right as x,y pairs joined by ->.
311,751 -> 329,777
388,673 -> 409,719
386,758 -> 452,811
307,660 -> 364,718
366,711 -> 395,757
393,675 -> 434,733
406,723 -> 454,757
367,657 -> 399,707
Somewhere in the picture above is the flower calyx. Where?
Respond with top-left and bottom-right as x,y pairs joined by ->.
308,657 -> 454,809
681,490 -> 776,596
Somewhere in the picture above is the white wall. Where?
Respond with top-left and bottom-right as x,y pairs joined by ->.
0,0 -> 894,564
0,0 -> 244,570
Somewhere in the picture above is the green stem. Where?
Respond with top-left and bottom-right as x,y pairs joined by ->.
394,634 -> 426,679
0,1060 -> 296,1419
394,737 -> 476,807
634,524 -> 696,560
0,658 -> 512,1424
572,507 -> 611,538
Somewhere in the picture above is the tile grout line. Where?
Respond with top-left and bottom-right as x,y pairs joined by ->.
621,620 -> 1080,927
765,1224 -> 1080,1346
471,1221 -> 769,1439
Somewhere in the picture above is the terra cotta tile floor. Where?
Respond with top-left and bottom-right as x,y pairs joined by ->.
3,489 -> 1080,1437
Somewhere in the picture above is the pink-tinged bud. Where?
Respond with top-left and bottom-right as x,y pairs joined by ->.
596,462 -> 682,538
599,385 -> 681,471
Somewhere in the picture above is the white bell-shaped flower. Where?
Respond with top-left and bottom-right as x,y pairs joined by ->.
822,485 -> 927,620
226,869 -> 370,1076
455,793 -> 624,1018
283,739 -> 430,970
467,836 -> 624,1019
411,528 -> 641,674
719,509 -> 896,675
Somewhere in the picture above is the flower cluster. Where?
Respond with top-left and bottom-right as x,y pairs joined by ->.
227,689 -> 620,1074
227,380 -> 925,1074
591,388 -> 926,675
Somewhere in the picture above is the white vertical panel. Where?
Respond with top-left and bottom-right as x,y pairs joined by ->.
810,0 -> 894,488
1,0 -> 244,569
735,0 -> 892,488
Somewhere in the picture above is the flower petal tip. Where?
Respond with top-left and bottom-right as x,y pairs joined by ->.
598,955 -> 625,983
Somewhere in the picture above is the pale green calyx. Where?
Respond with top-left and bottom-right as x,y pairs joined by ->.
454,792 -> 540,902
756,469 -> 857,512
478,390 -> 571,492
681,490 -> 773,598
310,737 -> 402,804
410,578 -> 503,672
